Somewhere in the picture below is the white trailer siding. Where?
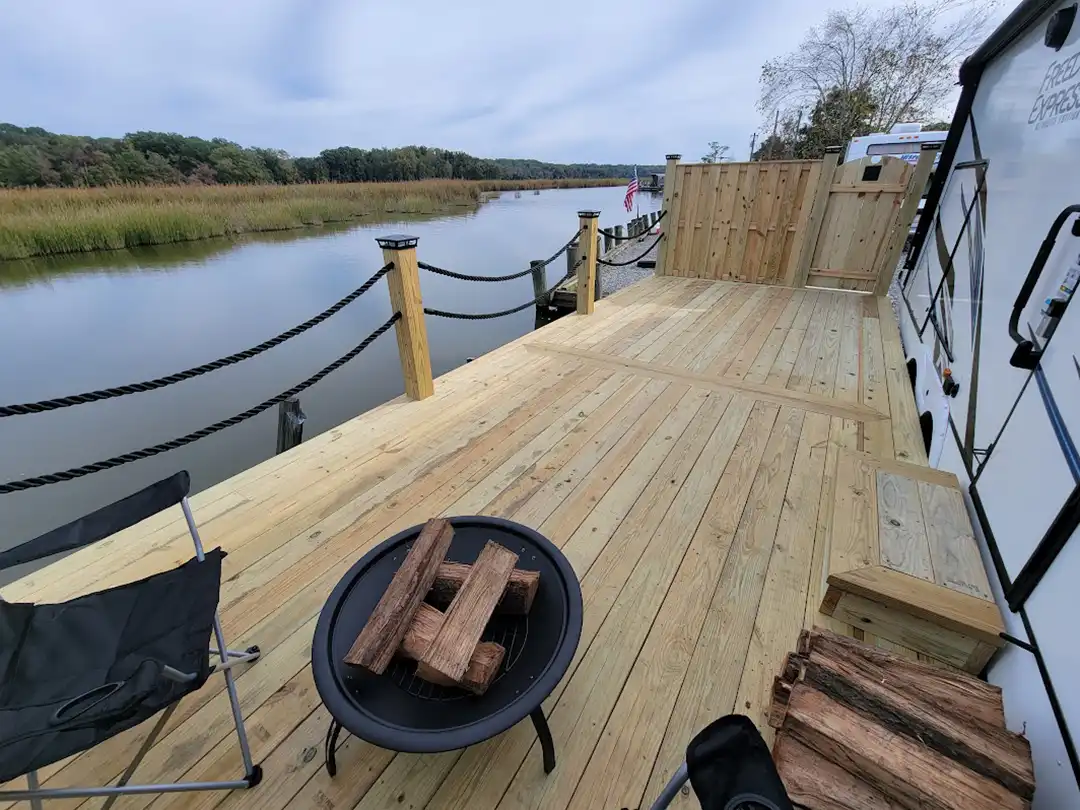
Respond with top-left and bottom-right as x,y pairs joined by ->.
901,1 -> 1080,805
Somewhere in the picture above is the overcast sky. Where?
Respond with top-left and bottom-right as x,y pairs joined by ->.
0,0 -> 1008,164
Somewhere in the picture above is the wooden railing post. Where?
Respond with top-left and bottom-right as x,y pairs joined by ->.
576,211 -> 599,315
792,146 -> 841,288
655,153 -> 680,275
377,234 -> 434,400
873,143 -> 941,295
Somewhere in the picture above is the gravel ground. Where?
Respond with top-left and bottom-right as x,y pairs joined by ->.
598,231 -> 660,297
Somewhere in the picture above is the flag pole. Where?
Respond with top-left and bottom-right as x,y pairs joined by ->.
634,166 -> 639,220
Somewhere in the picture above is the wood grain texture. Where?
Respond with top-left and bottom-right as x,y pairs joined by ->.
774,732 -> 902,810
428,562 -> 539,615
918,481 -> 993,601
418,541 -> 518,683
402,603 -> 505,694
783,686 -> 1027,810
381,243 -> 434,400
877,471 -> 934,580
344,517 -> 454,672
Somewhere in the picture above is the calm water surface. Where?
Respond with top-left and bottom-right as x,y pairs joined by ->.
0,187 -> 661,574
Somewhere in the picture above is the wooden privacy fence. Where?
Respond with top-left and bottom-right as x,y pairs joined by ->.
658,146 -> 937,294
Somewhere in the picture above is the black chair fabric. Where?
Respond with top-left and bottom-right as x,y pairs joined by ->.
0,472 -> 191,571
0,548 -> 222,783
686,714 -> 794,810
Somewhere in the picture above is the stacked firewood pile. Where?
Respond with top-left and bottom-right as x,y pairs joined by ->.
343,518 -> 538,695
770,629 -> 1035,810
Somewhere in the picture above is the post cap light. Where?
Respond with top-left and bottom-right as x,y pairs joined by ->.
577,210 -> 600,219
375,235 -> 418,250
665,154 -> 681,161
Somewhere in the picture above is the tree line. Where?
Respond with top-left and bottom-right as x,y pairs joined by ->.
749,0 -> 993,160
0,123 -> 659,188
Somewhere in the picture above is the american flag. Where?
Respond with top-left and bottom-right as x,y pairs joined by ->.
624,167 -> 638,212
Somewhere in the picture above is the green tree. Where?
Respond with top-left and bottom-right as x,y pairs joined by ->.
701,142 -> 730,163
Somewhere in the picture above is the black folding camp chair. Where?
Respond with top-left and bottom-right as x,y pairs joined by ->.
0,471 -> 262,808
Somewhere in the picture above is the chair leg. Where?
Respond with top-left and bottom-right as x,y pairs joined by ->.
100,705 -> 177,810
25,770 -> 43,810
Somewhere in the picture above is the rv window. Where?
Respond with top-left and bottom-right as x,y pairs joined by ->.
867,142 -> 915,156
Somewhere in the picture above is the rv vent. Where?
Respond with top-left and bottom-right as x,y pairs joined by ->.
1045,4 -> 1076,50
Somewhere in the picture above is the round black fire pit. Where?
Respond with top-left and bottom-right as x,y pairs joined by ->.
312,516 -> 582,775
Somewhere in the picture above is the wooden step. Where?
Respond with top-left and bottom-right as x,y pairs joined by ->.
819,451 -> 1004,672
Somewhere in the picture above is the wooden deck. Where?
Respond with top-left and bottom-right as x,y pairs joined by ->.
3,276 -> 933,810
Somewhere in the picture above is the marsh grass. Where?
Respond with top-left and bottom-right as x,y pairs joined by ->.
0,178 -> 622,260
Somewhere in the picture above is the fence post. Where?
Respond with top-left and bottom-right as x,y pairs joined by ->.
377,234 -> 434,400
655,154 -> 680,275
577,211 -> 599,315
792,146 -> 841,288
531,259 -> 549,306
276,397 -> 306,454
873,143 -> 941,295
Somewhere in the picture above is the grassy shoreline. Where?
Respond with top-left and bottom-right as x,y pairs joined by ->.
0,178 -> 623,261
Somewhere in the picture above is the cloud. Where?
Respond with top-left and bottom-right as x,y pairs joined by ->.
0,0 -> 1001,163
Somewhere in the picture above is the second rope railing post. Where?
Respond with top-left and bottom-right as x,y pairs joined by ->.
377,234 -> 434,400
576,211 -> 599,315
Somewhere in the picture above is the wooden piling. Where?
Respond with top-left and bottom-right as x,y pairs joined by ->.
377,234 -> 434,400
276,397 -> 306,454
530,259 -> 549,306
577,211 -> 599,315
615,224 -> 624,242
603,231 -> 613,254
655,154 -> 680,275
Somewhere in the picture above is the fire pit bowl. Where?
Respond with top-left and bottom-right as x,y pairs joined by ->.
312,516 -> 582,774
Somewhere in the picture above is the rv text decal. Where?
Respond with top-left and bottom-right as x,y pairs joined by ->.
1029,50 -> 1080,129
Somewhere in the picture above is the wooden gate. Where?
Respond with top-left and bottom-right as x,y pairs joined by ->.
659,151 -> 931,294
802,155 -> 915,293
662,160 -> 821,285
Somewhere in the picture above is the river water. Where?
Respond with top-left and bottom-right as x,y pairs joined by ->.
0,186 -> 660,572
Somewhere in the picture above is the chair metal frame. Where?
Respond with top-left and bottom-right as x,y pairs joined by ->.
0,485 -> 263,808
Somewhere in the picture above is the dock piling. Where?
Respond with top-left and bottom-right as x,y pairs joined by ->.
276,398 -> 306,454
576,211 -> 599,315
531,260 -> 549,306
377,234 -> 434,400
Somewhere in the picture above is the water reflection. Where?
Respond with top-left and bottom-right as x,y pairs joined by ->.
0,186 -> 660,576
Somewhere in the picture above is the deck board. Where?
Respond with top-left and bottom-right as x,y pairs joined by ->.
1,276 -> 933,810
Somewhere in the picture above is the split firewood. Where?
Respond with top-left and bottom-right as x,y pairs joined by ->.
418,541 -> 518,684
344,518 -> 454,673
399,602 -> 505,695
772,732 -> 898,810
428,561 -> 539,615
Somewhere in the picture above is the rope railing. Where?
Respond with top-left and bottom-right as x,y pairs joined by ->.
417,228 -> 582,283
0,314 -> 401,493
423,258 -> 583,321
597,231 -> 664,267
0,263 -> 395,418
598,209 -> 666,240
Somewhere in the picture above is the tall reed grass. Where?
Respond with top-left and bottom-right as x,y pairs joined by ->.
0,178 -> 622,260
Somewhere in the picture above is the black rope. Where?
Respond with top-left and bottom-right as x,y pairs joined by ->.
423,259 -> 582,320
597,231 -> 664,267
416,228 -> 581,283
598,209 -> 666,240
0,314 -> 400,494
0,263 -> 394,418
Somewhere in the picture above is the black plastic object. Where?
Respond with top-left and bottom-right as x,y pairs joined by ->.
0,471 -> 191,570
311,516 -> 582,754
686,715 -> 794,810
1045,4 -> 1076,48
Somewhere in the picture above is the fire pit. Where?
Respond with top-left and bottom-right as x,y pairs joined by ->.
311,517 -> 582,776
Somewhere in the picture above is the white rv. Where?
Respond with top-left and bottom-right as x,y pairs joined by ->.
901,1 -> 1080,805
845,122 -> 949,165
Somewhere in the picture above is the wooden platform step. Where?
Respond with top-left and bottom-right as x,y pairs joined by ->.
820,451 -> 1004,673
